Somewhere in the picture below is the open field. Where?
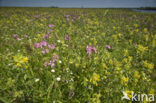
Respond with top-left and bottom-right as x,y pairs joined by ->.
0,8 -> 156,103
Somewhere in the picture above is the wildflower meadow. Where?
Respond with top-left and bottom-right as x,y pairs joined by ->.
0,8 -> 156,103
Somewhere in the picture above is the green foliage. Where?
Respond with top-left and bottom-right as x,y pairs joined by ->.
0,7 -> 155,103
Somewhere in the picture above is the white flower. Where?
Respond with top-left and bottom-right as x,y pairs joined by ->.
66,68 -> 69,72
70,78 -> 74,82
51,69 -> 55,73
35,78 -> 40,82
18,50 -> 20,52
56,77 -> 61,81
59,60 -> 62,64
57,40 -> 60,43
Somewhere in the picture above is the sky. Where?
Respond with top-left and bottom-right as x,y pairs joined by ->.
0,0 -> 156,8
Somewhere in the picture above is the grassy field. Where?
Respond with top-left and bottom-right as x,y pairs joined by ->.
0,7 -> 156,103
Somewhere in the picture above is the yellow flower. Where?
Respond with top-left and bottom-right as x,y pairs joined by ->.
109,59 -> 113,65
130,31 -> 133,35
90,73 -> 100,86
113,26 -> 116,29
134,71 -> 140,79
149,89 -> 155,94
143,28 -> 148,33
13,54 -> 29,67
121,76 -> 129,86
143,61 -> 154,69
23,57 -> 28,62
122,58 -> 128,63
122,77 -> 129,82
102,63 -> 108,69
112,35 -> 118,42
125,91 -> 134,99
137,45 -> 148,54
69,59 -> 74,64
16,63 -> 21,67
118,33 -> 123,37
37,34 -> 41,37
134,24 -> 138,28
24,65 -> 28,69
25,19 -> 29,22
144,35 -> 149,41
124,49 -> 129,56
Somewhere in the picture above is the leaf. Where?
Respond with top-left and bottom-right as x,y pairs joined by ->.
0,97 -> 9,103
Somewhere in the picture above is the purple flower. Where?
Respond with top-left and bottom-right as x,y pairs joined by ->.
44,54 -> 59,68
50,63 -> 55,68
42,34 -> 50,39
48,29 -> 53,32
105,45 -> 111,49
44,62 -> 48,67
48,43 -> 56,49
42,49 -> 49,54
65,34 -> 70,41
13,34 -> 22,40
48,24 -> 54,28
86,45 -> 97,54
65,15 -> 70,18
86,45 -> 97,58
17,38 -> 22,41
52,54 -> 59,63
66,18 -> 70,21
86,45 -> 92,54
34,43 -> 40,48
92,47 -> 97,53
40,41 -> 48,46
13,34 -> 18,39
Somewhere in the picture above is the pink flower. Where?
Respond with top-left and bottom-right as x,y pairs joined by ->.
44,54 -> 59,68
86,45 -> 92,54
51,63 -> 55,68
17,38 -> 22,41
42,34 -> 50,39
13,34 -> 18,39
44,62 -> 48,67
52,54 -> 59,63
65,34 -> 70,41
86,45 -> 97,54
86,45 -> 97,57
65,15 -> 70,18
34,43 -> 40,48
48,43 -> 56,49
40,41 -> 48,46
66,18 -> 70,21
13,34 -> 22,40
48,24 -> 54,28
92,47 -> 97,53
42,49 -> 49,54
105,45 -> 111,49
48,29 -> 53,32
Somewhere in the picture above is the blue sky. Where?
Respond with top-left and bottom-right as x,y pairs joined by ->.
0,0 -> 156,8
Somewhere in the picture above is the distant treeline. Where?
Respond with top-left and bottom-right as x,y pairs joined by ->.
138,7 -> 156,10
50,6 -> 59,8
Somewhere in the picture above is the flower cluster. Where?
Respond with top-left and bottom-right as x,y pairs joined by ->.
44,54 -> 59,68
13,54 -> 28,68
86,45 -> 97,57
